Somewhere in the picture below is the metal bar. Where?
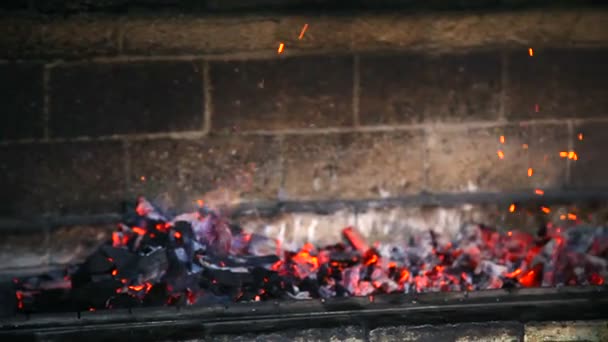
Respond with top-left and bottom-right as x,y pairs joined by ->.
1,287 -> 606,340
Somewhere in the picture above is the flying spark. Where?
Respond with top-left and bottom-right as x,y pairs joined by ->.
529,48 -> 534,56
298,24 -> 309,40
578,133 -> 584,141
497,150 -> 505,159
527,168 -> 533,177
500,135 -> 505,144
277,42 -> 285,54
535,189 -> 544,196
509,204 -> 516,212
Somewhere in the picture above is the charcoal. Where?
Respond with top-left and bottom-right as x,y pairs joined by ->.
13,195 -> 608,314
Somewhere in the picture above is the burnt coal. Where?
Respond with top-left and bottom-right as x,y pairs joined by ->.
8,197 -> 608,315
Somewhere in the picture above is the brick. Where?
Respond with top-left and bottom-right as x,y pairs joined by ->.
49,224 -> 115,265
128,135 -> 280,213
506,48 -> 608,120
276,17 -> 352,52
0,141 -> 126,216
214,326 -> 365,342
427,125 -> 552,193
0,231 -> 49,270
571,121 -> 608,188
359,52 -> 501,125
370,322 -> 522,342
40,18 -> 120,57
123,17 -> 277,55
211,55 -> 354,132
526,123 -> 569,189
238,210 -> 356,247
281,131 -> 424,200
0,63 -> 44,141
49,61 -> 204,138
524,321 -> 608,342
0,19 -> 44,59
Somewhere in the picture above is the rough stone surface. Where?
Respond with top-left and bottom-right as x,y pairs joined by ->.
123,17 -> 278,55
213,326 -> 365,342
359,51 -> 501,125
128,135 -> 281,213
0,63 -> 44,141
426,124 -> 569,193
506,48 -> 608,120
281,131 -> 424,200
49,61 -> 204,138
0,141 -> 126,216
276,16 -> 352,52
210,55 -> 354,132
40,17 -> 119,57
524,321 -> 608,342
0,18 -> 44,59
369,322 -> 523,342
571,122 -> 608,188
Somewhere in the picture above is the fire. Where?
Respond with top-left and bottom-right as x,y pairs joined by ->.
509,204 -> 516,213
132,227 -> 146,235
527,168 -> 533,177
528,47 -> 534,56
499,135 -> 505,144
519,270 -> 536,287
298,24 -> 309,40
560,151 -> 578,160
497,150 -> 505,159
534,189 -> 544,196
277,42 -> 285,54
505,268 -> 521,278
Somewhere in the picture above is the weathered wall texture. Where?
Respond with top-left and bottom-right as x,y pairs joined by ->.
1,9 -> 607,219
209,320 -> 608,342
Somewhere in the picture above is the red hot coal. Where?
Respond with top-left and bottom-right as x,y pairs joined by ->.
11,197 -> 608,313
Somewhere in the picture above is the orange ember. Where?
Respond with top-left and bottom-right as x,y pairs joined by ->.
534,189 -> 544,196
541,206 -> 551,214
518,269 -> 538,287
559,151 -> 568,158
298,24 -> 309,40
277,42 -> 285,54
132,226 -> 146,235
522,144 -> 528,149
578,133 -> 584,141
128,284 -> 145,291
509,204 -> 516,213
499,135 -> 505,144
528,47 -> 534,56
527,168 -> 533,177
196,199 -> 204,207
567,213 -> 577,220
505,268 -> 521,278
111,269 -> 118,276
497,150 -> 505,159
174,231 -> 182,239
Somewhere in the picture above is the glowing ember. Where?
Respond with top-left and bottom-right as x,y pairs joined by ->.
534,189 -> 544,196
12,197 -> 608,313
497,150 -> 505,159
499,135 -> 505,144
298,24 -> 309,40
277,42 -> 285,54
578,133 -> 584,141
522,144 -> 528,149
528,48 -> 534,56
527,168 -> 533,177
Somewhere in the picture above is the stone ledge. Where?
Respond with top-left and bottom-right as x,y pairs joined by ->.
1,9 -> 607,59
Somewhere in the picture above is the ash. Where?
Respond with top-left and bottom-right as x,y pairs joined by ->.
11,198 -> 608,313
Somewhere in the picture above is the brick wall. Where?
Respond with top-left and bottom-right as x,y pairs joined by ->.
1,9 -> 608,218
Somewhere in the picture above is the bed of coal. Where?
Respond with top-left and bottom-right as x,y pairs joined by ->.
4,197 -> 608,316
